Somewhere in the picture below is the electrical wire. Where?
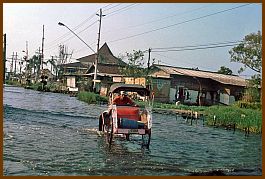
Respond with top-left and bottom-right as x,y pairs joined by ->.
153,52 -> 219,72
151,40 -> 243,50
103,4 -> 212,34
152,43 -> 242,52
45,3 -> 112,49
105,4 -> 140,18
103,3 -> 122,12
45,20 -> 97,52
107,3 -> 252,44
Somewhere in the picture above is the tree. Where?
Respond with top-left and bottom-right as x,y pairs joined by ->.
243,74 -> 261,103
120,50 -> 146,83
229,31 -> 262,74
47,58 -> 57,76
217,66 -> 233,75
229,31 -> 262,103
28,55 -> 40,77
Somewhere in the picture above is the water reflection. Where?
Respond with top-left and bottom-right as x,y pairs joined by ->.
3,86 -> 262,176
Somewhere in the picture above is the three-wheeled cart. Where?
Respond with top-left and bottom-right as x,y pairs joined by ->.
99,84 -> 153,149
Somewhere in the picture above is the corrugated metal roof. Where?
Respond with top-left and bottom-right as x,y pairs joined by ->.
156,65 -> 247,87
85,72 -> 123,77
60,62 -> 88,68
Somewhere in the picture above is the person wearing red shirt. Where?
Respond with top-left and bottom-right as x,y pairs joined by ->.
112,91 -> 137,106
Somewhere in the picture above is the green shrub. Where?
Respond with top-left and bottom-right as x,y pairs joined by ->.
151,102 -> 206,112
5,80 -> 21,86
95,94 -> 108,103
233,100 -> 261,110
204,105 -> 262,133
148,101 -> 262,134
77,91 -> 107,104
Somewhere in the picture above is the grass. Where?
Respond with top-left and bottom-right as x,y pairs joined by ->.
77,91 -> 108,104
204,105 -> 262,133
136,100 -> 262,134
136,100 -> 210,112
5,80 -> 22,86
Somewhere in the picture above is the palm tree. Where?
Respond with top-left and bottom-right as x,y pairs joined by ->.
47,58 -> 56,75
27,55 -> 43,82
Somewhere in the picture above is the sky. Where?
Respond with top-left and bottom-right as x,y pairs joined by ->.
3,3 -> 262,79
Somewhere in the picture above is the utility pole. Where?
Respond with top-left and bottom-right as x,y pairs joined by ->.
38,47 -> 41,75
10,52 -> 14,74
51,55 -> 58,80
41,25 -> 45,74
147,48 -> 151,70
35,47 -> 41,83
94,8 -> 105,93
25,41 -> 29,82
14,52 -> 18,75
3,34 -> 6,83
146,48 -> 152,91
50,55 -> 54,75
19,58 -> 23,83
19,58 -> 22,75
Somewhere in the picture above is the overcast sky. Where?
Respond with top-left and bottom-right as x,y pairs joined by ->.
3,3 -> 262,78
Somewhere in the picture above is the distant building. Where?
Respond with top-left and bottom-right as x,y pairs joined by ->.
59,43 -> 126,93
148,64 -> 248,105
77,42 -> 126,66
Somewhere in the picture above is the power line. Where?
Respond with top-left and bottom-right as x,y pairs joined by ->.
152,40 -> 243,50
101,3 -> 114,9
153,52 -> 218,72
103,3 -> 122,12
107,3 -> 252,44
46,13 -> 97,47
103,4 -> 212,34
152,43 -> 241,52
46,3 -> 111,47
105,4 -> 140,18
45,20 -> 97,52
74,41 -> 97,54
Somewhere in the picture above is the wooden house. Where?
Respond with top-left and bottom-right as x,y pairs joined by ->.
60,43 -> 126,92
149,65 -> 248,105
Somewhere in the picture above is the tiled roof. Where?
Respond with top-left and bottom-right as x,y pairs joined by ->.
153,65 -> 247,87
77,43 -> 126,66
85,63 -> 123,77
97,64 -> 122,74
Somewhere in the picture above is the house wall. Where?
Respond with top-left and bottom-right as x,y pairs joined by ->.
169,88 -> 176,102
124,77 -> 146,86
170,74 -> 245,105
151,78 -> 171,103
184,89 -> 198,104
67,76 -> 76,88
98,76 -> 113,95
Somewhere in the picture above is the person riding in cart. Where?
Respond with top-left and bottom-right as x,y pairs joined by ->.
112,91 -> 138,106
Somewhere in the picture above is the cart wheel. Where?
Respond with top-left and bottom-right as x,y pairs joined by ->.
147,130 -> 151,149
106,120 -> 113,148
125,134 -> 130,141
142,130 -> 151,149
98,115 -> 103,131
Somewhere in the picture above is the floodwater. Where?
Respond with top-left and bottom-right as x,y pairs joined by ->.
3,85 -> 262,176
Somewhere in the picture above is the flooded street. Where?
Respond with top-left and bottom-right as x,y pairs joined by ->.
3,86 -> 262,176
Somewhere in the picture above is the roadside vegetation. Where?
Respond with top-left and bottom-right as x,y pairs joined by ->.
5,80 -> 22,87
6,80 -> 52,92
136,100 -> 262,134
204,104 -> 262,133
77,91 -> 108,104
